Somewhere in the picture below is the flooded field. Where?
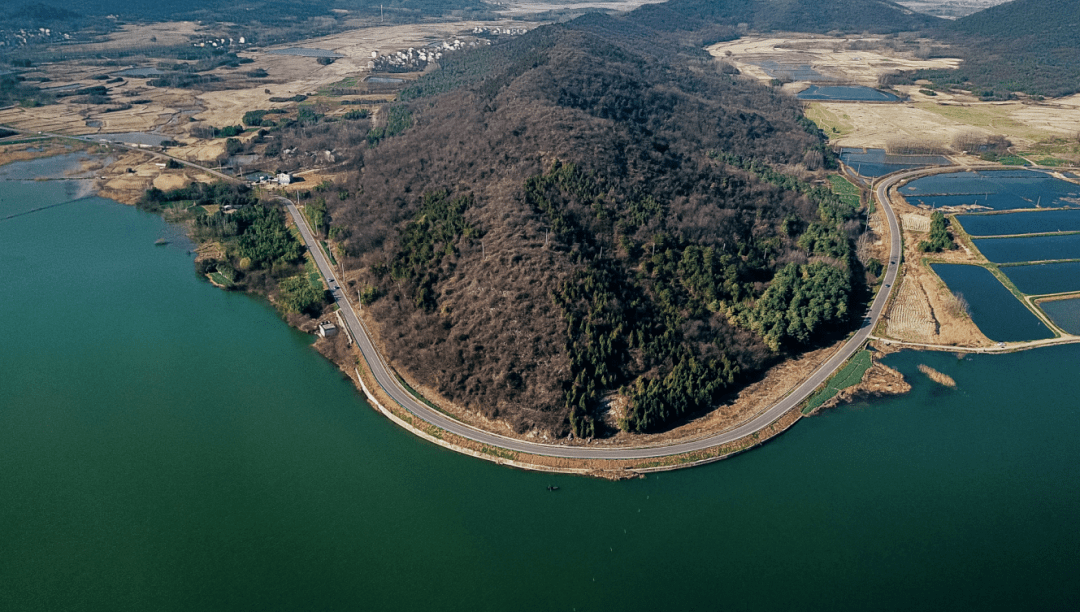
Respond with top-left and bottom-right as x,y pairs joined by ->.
955,209 -> 1080,236
1039,298 -> 1080,335
796,85 -> 899,102
113,67 -> 165,77
900,170 -> 1080,211
931,264 -> 1053,342
94,132 -> 171,147
1001,262 -> 1080,296
840,148 -> 949,177
974,234 -> 1080,263
756,61 -> 829,81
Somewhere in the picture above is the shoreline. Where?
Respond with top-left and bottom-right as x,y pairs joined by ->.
1,142 -> 911,477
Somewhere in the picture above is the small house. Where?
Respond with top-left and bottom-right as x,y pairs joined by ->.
276,173 -> 292,185
317,321 -> 338,338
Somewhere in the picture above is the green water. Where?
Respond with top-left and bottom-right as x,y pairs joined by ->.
2,158 -> 1079,610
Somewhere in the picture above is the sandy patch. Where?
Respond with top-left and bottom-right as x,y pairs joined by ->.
918,364 -> 957,387
708,35 -> 961,88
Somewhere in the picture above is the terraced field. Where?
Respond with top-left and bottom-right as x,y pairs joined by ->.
902,213 -> 931,233
887,277 -> 937,341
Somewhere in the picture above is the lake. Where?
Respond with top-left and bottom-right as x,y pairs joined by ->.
974,233 -> 1080,263
930,264 -> 1053,341
796,85 -> 899,102
2,155 -> 1078,611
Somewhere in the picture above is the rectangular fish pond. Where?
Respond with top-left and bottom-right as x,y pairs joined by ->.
956,209 -> 1080,237
931,264 -> 1054,342
755,61 -> 831,81
796,85 -> 899,102
112,67 -> 165,77
1000,261 -> 1080,296
974,234 -> 1080,263
840,148 -> 949,177
900,170 -> 1080,211
1038,298 -> 1080,335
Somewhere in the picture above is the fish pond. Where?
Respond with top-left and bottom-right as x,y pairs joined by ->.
796,85 -> 899,101
900,170 -> 1080,211
840,148 -> 949,177
974,234 -> 1080,263
1039,298 -> 1080,334
1001,262 -> 1080,296
956,209 -> 1080,236
756,61 -> 830,81
113,67 -> 165,77
931,264 -> 1053,341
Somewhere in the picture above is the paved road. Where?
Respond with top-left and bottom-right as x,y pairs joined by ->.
6,121 -> 911,459
286,171 -> 905,459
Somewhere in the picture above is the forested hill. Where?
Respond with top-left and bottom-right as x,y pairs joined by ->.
5,0 -> 489,25
283,13 -> 865,438
951,0 -> 1079,43
905,0 -> 1080,97
630,0 -> 942,36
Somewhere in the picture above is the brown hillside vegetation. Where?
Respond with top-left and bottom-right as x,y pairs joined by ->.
265,15 -> 868,437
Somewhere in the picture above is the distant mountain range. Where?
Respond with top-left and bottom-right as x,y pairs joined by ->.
633,0 -> 943,34
909,0 -> 1080,97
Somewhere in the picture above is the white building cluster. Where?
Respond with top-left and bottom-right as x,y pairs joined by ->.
192,37 -> 247,48
472,26 -> 529,36
0,27 -> 71,47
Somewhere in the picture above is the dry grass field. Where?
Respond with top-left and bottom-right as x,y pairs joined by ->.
711,35 -> 1080,158
0,19 -> 543,145
707,36 -> 961,87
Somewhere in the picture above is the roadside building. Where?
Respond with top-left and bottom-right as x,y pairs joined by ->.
317,321 -> 338,338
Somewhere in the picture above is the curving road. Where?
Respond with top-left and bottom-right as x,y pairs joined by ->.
5,121 -> 911,459
286,169 -> 905,460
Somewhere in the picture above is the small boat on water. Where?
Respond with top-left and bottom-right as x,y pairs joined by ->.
547,485 -> 559,492
154,237 -> 169,246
